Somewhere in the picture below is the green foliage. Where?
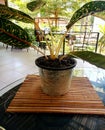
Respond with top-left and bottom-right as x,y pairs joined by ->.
1,1 -> 105,69
99,24 -> 105,34
39,0 -> 91,18
50,26 -> 60,32
98,24 -> 105,53
66,1 -> 105,29
27,0 -> 46,12
0,18 -> 31,49
0,4 -> 34,49
24,28 -> 36,43
70,51 -> 105,69
99,35 -> 105,49
0,4 -> 33,23
8,0 -> 39,18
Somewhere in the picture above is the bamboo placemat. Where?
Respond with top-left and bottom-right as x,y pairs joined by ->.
7,75 -> 105,114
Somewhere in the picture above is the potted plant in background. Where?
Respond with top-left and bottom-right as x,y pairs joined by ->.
0,1 -> 105,96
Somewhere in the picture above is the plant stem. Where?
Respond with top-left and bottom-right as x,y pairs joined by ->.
55,29 -> 69,58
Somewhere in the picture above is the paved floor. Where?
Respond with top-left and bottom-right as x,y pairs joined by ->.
0,42 -> 101,96
0,43 -> 44,96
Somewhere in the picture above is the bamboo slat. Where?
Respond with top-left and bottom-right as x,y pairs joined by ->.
6,75 -> 105,115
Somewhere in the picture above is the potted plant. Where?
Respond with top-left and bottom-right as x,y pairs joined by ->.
0,1 -> 105,96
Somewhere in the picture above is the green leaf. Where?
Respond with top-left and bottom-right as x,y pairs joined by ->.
70,51 -> 105,69
27,0 -> 46,12
66,1 -> 105,29
0,18 -> 31,49
0,4 -> 33,23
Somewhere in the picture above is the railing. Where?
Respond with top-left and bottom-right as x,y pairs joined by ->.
36,31 -> 99,54
51,31 -> 100,54
70,31 -> 99,53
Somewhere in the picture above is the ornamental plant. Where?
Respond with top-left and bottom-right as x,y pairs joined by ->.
0,1 -> 105,69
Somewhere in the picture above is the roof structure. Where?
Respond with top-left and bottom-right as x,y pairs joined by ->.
35,17 -> 68,26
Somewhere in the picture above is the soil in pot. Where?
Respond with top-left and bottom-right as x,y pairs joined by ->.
35,55 -> 76,70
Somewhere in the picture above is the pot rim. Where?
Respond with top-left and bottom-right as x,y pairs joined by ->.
35,56 -> 77,70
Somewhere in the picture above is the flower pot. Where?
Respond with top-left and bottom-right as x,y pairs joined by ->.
35,56 -> 77,96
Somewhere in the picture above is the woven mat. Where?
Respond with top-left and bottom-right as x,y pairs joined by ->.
7,75 -> 105,115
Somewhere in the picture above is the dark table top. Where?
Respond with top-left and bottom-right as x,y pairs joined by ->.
0,60 -> 105,130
